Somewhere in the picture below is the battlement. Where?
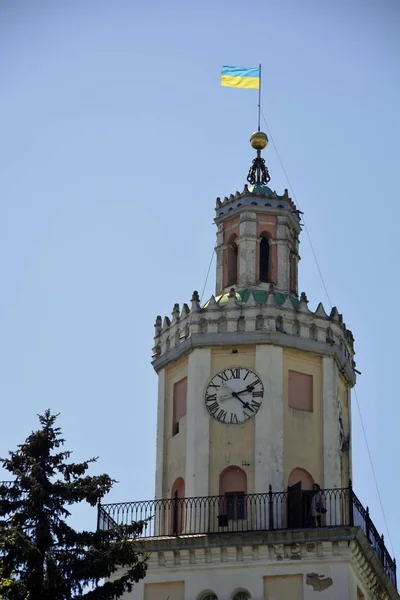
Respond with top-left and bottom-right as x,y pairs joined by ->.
152,286 -> 356,385
215,184 -> 301,229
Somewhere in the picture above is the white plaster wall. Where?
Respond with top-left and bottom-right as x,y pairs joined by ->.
154,368 -> 166,499
323,357 -> 342,491
122,557 -> 356,600
255,344 -> 284,493
185,348 -> 211,497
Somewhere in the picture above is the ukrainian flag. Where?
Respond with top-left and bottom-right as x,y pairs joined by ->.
221,65 -> 260,90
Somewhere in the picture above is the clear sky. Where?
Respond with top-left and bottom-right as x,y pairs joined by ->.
1,0 -> 399,561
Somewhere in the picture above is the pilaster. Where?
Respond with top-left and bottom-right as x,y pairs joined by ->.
323,356 -> 342,489
185,348 -> 212,497
237,211 -> 257,287
255,345 -> 284,492
154,368 -> 166,499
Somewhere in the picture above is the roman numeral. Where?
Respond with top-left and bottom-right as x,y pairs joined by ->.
230,413 -> 239,424
252,390 -> 263,398
215,409 -> 227,423
218,372 -> 229,382
206,393 -> 217,402
251,378 -> 261,387
208,381 -> 220,390
243,411 -> 253,420
207,401 -> 219,414
250,399 -> 261,410
229,368 -> 240,379
243,370 -> 250,380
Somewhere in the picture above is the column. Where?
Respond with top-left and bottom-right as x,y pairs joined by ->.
185,348 -> 212,497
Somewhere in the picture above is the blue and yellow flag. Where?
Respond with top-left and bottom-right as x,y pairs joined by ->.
221,65 -> 260,90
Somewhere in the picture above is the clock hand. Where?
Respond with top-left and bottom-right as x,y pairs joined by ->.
230,390 -> 254,412
221,381 -> 254,411
235,384 -> 256,395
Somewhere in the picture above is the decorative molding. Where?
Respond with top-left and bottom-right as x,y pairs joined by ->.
152,289 -> 356,385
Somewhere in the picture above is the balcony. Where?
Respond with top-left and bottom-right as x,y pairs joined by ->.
98,484 -> 396,588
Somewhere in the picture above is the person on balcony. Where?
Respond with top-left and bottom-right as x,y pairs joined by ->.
310,483 -> 326,527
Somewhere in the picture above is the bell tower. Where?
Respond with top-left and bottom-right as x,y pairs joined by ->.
215,131 -> 300,296
100,132 -> 398,600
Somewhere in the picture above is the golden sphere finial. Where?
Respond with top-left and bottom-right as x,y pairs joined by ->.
250,131 -> 268,150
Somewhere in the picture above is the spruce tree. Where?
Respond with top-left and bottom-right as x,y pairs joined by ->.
0,410 -> 147,600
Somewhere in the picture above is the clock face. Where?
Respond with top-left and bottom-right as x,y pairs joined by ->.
205,367 -> 264,424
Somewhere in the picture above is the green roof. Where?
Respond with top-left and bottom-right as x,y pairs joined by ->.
203,289 -> 299,309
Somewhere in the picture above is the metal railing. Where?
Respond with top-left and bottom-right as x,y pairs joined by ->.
98,484 -> 396,588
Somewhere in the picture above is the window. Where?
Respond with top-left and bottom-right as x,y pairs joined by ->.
232,592 -> 251,600
227,237 -> 238,286
288,370 -> 313,412
172,378 -> 187,436
259,236 -> 270,282
199,594 -> 217,600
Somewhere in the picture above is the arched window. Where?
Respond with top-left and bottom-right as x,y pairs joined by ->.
227,235 -> 238,286
309,323 -> 317,341
218,317 -> 227,333
219,466 -> 247,521
232,591 -> 251,600
237,316 -> 245,332
259,236 -> 270,282
199,319 -> 208,334
255,315 -> 264,330
199,594 -> 217,600
276,316 -> 284,332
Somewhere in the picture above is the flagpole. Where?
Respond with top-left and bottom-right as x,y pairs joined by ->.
258,63 -> 262,131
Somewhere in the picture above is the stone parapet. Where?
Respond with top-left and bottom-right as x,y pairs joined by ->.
152,288 -> 356,386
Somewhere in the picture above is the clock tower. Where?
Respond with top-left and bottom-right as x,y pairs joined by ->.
101,132 -> 398,600
153,130 -> 355,505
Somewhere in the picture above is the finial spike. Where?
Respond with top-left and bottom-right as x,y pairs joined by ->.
247,132 -> 270,185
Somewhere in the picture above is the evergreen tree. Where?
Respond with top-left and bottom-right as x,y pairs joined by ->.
0,410 -> 147,600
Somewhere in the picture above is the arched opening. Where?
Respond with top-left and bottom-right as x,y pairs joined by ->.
288,468 -> 314,490
255,315 -> 264,330
309,323 -> 317,341
227,235 -> 238,286
237,316 -> 245,332
232,591 -> 251,600
292,320 -> 300,336
218,317 -> 227,333
287,468 -> 314,529
219,466 -> 247,522
171,477 -> 185,535
198,593 -> 218,600
259,235 -> 270,282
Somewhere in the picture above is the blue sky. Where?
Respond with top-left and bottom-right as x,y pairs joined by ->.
1,0 -> 399,560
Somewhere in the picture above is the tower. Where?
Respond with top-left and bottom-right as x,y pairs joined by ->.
100,133 -> 398,600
